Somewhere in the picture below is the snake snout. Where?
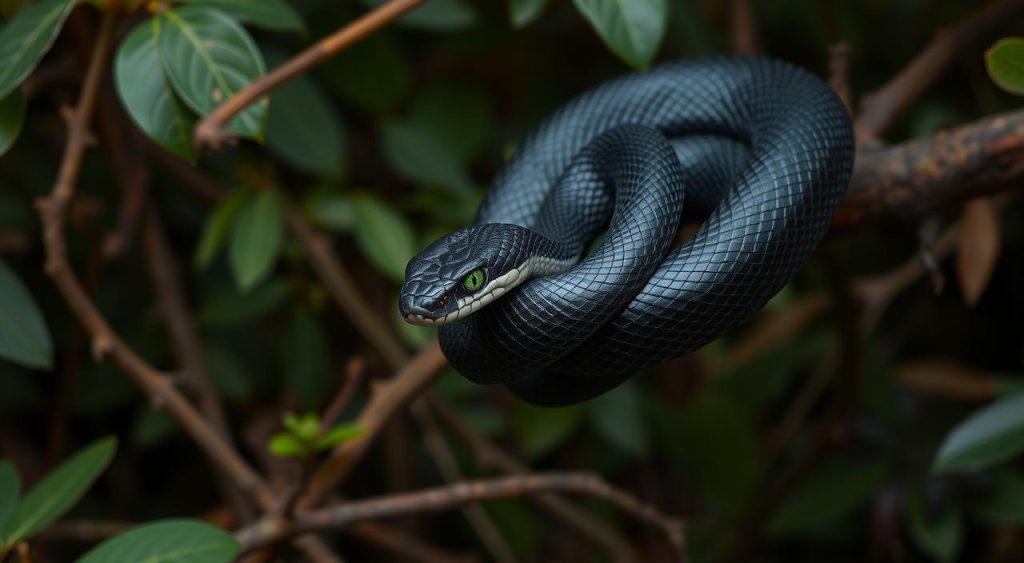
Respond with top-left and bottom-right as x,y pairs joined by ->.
399,290 -> 451,325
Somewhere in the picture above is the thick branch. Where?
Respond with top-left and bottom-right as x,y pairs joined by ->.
840,108 -> 1024,224
856,0 -> 1024,139
193,0 -> 425,150
239,473 -> 685,557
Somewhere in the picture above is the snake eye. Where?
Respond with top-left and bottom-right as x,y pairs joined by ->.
462,269 -> 485,292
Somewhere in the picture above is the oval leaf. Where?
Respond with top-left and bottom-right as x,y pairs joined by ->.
194,188 -> 247,270
266,59 -> 347,176
586,380 -> 649,457
0,462 -> 19,530
360,0 -> 477,31
0,87 -> 24,156
2,437 -> 116,545
379,121 -> 473,197
77,519 -> 239,563
228,190 -> 283,291
0,258 -> 53,369
510,0 -> 549,27
0,0 -> 75,98
934,392 -> 1024,473
350,195 -> 416,283
115,19 -> 197,161
181,0 -> 304,32
573,0 -> 668,69
986,37 -> 1024,95
956,198 -> 1001,306
908,499 -> 963,563
158,6 -> 267,138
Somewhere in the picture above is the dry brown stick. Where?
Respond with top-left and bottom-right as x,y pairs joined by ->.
347,522 -> 479,563
855,0 -> 1024,139
34,3 -> 276,513
729,0 -> 759,55
411,402 -> 518,563
428,397 -> 637,561
840,108 -> 1024,224
827,42 -> 853,113
193,0 -> 425,150
304,342 -> 448,502
239,473 -> 685,556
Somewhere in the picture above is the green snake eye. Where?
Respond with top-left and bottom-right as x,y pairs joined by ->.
462,269 -> 485,292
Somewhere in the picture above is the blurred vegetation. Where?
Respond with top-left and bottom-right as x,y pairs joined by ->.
0,0 -> 1022,561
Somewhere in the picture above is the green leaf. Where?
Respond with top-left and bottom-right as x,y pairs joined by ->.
0,87 -> 24,156
0,258 -> 53,369
768,457 -> 887,537
228,190 -> 283,291
663,389 -> 760,512
266,61 -> 347,176
573,0 -> 668,68
934,392 -> 1024,473
974,471 -> 1024,524
202,343 -> 251,401
197,277 -> 288,326
986,38 -> 1024,96
305,190 -> 354,232
77,519 -> 239,563
514,403 -> 584,460
2,437 -> 116,545
132,408 -> 178,449
321,33 -> 410,112
158,6 -> 268,138
586,380 -> 649,457
509,0 -> 549,27
283,309 -> 330,409
360,0 -> 477,31
908,499 -> 963,563
0,462 -> 19,531
268,433 -> 306,458
379,121 -> 474,197
350,194 -> 416,283
409,83 -> 490,164
115,19 -> 197,161
317,423 -> 364,449
0,0 -> 75,99
181,0 -> 304,32
194,189 -> 247,270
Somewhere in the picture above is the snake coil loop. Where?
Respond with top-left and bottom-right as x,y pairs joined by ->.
404,57 -> 854,407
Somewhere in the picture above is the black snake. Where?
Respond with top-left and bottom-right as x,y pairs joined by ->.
399,57 -> 854,407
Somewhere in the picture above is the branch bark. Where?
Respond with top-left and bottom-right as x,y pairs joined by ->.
238,473 -> 685,558
841,108 -> 1024,224
193,0 -> 425,150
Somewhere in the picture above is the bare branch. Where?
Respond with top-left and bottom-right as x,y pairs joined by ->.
855,0 -> 1024,139
239,473 -> 685,558
193,0 -> 425,151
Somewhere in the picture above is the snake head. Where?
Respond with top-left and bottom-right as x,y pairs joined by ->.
399,224 -> 540,326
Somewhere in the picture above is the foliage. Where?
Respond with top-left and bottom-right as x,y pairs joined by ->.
0,0 -> 1021,561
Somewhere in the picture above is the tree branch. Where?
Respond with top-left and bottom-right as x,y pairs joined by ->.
193,0 -> 425,151
855,0 -> 1024,139
841,108 -> 1024,224
238,473 -> 685,558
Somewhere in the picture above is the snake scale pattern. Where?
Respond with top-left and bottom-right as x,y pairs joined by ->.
400,57 -> 855,407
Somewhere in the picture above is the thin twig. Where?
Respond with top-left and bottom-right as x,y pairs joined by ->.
729,0 -> 760,55
411,402 -> 518,563
238,473 -> 685,557
855,0 -> 1024,139
193,0 -> 425,150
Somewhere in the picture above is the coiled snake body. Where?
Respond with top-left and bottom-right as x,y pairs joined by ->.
400,57 -> 854,407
